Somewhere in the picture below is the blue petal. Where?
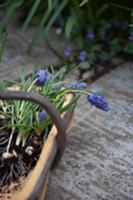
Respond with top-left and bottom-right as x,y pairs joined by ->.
36,69 -> 52,86
38,111 -> 47,122
87,95 -> 109,112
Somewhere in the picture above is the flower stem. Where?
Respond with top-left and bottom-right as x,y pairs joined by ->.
19,79 -> 37,118
64,88 -> 92,96
6,105 -> 15,152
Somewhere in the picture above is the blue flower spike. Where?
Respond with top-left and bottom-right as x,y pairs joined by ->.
87,29 -> 95,40
38,111 -> 47,122
64,46 -> 73,57
78,51 -> 87,61
87,94 -> 109,112
128,31 -> 133,41
36,69 -> 52,86
71,81 -> 88,89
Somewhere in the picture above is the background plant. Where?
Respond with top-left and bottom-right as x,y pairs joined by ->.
0,0 -> 133,70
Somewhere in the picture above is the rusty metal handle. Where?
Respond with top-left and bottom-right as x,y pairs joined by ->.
0,90 -> 66,168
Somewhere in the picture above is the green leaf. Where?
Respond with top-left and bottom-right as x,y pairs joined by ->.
79,0 -> 90,7
78,61 -> 90,70
48,0 -> 53,11
0,0 -> 23,33
88,52 -> 95,64
123,42 -> 133,54
96,4 -> 109,18
75,36 -> 84,49
99,51 -> 110,61
111,2 -> 133,11
27,0 -> 58,53
92,43 -> 102,51
21,0 -> 42,32
45,0 -> 70,33
65,17 -> 76,39
0,31 -> 7,61
109,38 -> 122,54
60,95 -> 79,113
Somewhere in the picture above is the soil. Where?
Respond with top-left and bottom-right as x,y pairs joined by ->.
0,118 -> 46,199
0,176 -> 25,200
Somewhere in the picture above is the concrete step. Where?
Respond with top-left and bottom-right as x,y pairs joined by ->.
0,27 -> 68,80
46,62 -> 133,200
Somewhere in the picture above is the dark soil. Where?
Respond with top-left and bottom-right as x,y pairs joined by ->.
0,118 -> 44,188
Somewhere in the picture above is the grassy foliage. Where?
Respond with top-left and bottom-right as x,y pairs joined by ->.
0,0 -> 132,62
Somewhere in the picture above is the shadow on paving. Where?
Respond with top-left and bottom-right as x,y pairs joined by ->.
0,27 -> 68,80
46,63 -> 133,200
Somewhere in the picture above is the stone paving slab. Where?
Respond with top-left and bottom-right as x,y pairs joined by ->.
0,27 -> 68,80
46,62 -> 133,200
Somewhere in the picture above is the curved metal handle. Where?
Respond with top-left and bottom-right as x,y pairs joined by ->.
0,90 -> 66,168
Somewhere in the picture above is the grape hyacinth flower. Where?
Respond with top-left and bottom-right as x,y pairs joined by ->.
100,28 -> 107,40
128,31 -> 133,41
78,51 -> 87,61
71,81 -> 87,89
87,29 -> 94,40
38,111 -> 47,122
87,94 -> 109,112
52,84 -> 62,91
64,46 -> 73,57
36,69 -> 52,86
